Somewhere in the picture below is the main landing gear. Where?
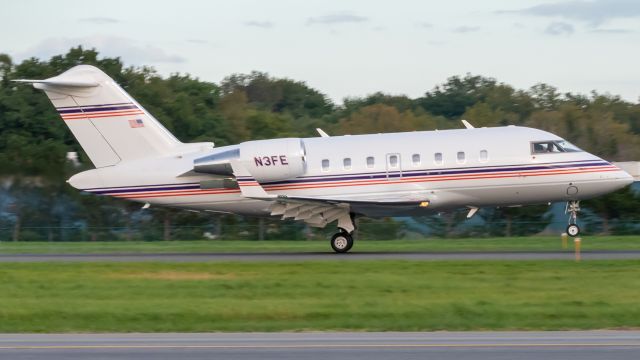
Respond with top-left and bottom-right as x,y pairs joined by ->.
330,230 -> 354,253
330,212 -> 357,253
565,200 -> 581,237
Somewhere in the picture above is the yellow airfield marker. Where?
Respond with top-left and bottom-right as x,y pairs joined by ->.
561,232 -> 568,249
574,237 -> 581,262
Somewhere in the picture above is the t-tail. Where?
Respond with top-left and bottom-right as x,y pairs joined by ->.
15,65 -> 211,167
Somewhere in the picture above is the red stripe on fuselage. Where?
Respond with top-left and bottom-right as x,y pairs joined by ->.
110,167 -> 621,199
261,165 -> 619,191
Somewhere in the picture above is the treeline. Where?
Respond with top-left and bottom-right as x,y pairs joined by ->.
1,47 -> 639,241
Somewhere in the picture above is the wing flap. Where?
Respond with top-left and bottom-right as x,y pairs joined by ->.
229,159 -> 427,232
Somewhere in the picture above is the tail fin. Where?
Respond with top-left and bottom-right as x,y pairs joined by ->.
16,65 -> 184,168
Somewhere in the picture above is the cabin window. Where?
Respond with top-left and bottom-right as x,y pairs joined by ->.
457,151 -> 466,163
479,149 -> 488,162
343,157 -> 352,170
434,152 -> 443,165
322,159 -> 330,171
366,156 -> 375,168
412,154 -> 421,166
389,155 -> 399,168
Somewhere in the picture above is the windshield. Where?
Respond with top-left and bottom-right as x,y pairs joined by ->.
531,140 -> 582,154
556,140 -> 582,152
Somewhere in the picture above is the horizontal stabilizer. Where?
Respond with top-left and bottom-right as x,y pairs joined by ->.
13,79 -> 99,87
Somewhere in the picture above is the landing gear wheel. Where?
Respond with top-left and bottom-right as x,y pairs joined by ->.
565,200 -> 581,237
566,224 -> 580,237
331,231 -> 353,253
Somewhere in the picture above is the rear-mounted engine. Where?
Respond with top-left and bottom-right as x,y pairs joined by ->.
194,138 -> 307,182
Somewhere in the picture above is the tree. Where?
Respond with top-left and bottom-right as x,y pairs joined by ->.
582,186 -> 640,234
220,71 -> 334,119
480,206 -> 553,237
336,104 -> 439,134
416,74 -> 498,118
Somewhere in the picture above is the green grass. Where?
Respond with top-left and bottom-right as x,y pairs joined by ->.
1,260 -> 640,332
1,236 -> 640,254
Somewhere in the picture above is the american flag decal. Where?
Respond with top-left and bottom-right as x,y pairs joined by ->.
129,119 -> 144,128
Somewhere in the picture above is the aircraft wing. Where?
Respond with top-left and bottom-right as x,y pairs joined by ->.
229,160 -> 429,231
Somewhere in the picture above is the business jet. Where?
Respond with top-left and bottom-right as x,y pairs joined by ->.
16,65 -> 635,252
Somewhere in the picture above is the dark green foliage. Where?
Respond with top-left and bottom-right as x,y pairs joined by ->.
416,74 -> 499,118
582,186 -> 640,235
479,206 -> 553,237
221,71 -> 334,119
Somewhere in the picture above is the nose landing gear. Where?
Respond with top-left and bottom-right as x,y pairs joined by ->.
565,200 -> 581,237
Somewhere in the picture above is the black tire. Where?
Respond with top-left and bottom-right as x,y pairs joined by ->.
331,232 -> 353,253
567,224 -> 580,237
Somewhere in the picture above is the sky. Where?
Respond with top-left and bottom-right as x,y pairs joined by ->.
1,0 -> 639,103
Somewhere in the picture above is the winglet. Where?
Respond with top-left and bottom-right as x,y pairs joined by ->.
229,159 -> 273,199
461,119 -> 474,129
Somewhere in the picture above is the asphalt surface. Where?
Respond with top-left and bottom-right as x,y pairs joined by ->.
1,250 -> 640,262
1,331 -> 639,360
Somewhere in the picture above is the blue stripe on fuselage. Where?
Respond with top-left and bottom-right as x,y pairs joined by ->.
261,160 -> 610,185
83,159 -> 611,195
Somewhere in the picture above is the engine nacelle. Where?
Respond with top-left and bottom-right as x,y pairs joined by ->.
239,138 -> 306,182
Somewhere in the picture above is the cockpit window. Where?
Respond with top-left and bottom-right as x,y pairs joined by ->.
556,140 -> 581,152
531,140 -> 582,154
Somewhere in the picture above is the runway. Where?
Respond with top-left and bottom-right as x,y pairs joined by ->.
1,250 -> 640,262
1,331 -> 639,360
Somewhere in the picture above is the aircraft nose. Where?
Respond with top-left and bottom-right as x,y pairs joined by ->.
611,161 -> 637,186
621,170 -> 635,186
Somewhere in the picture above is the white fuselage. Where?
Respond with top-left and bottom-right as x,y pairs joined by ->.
69,126 -> 634,218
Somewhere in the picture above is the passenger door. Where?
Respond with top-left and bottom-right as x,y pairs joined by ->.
386,153 -> 402,180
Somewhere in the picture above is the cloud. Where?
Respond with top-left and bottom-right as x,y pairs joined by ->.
186,39 -> 208,44
307,12 -> 368,25
18,35 -> 186,64
590,28 -> 633,34
505,0 -> 640,27
452,26 -> 480,33
78,17 -> 120,24
544,21 -> 575,35
418,22 -> 433,29
244,21 -> 274,29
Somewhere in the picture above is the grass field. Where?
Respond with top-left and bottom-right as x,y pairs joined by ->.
1,260 -> 640,332
1,236 -> 640,254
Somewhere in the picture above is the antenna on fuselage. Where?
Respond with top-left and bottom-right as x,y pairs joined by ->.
316,128 -> 330,137
461,119 -> 474,129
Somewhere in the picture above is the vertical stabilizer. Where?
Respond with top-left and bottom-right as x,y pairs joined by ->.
17,65 -> 183,167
